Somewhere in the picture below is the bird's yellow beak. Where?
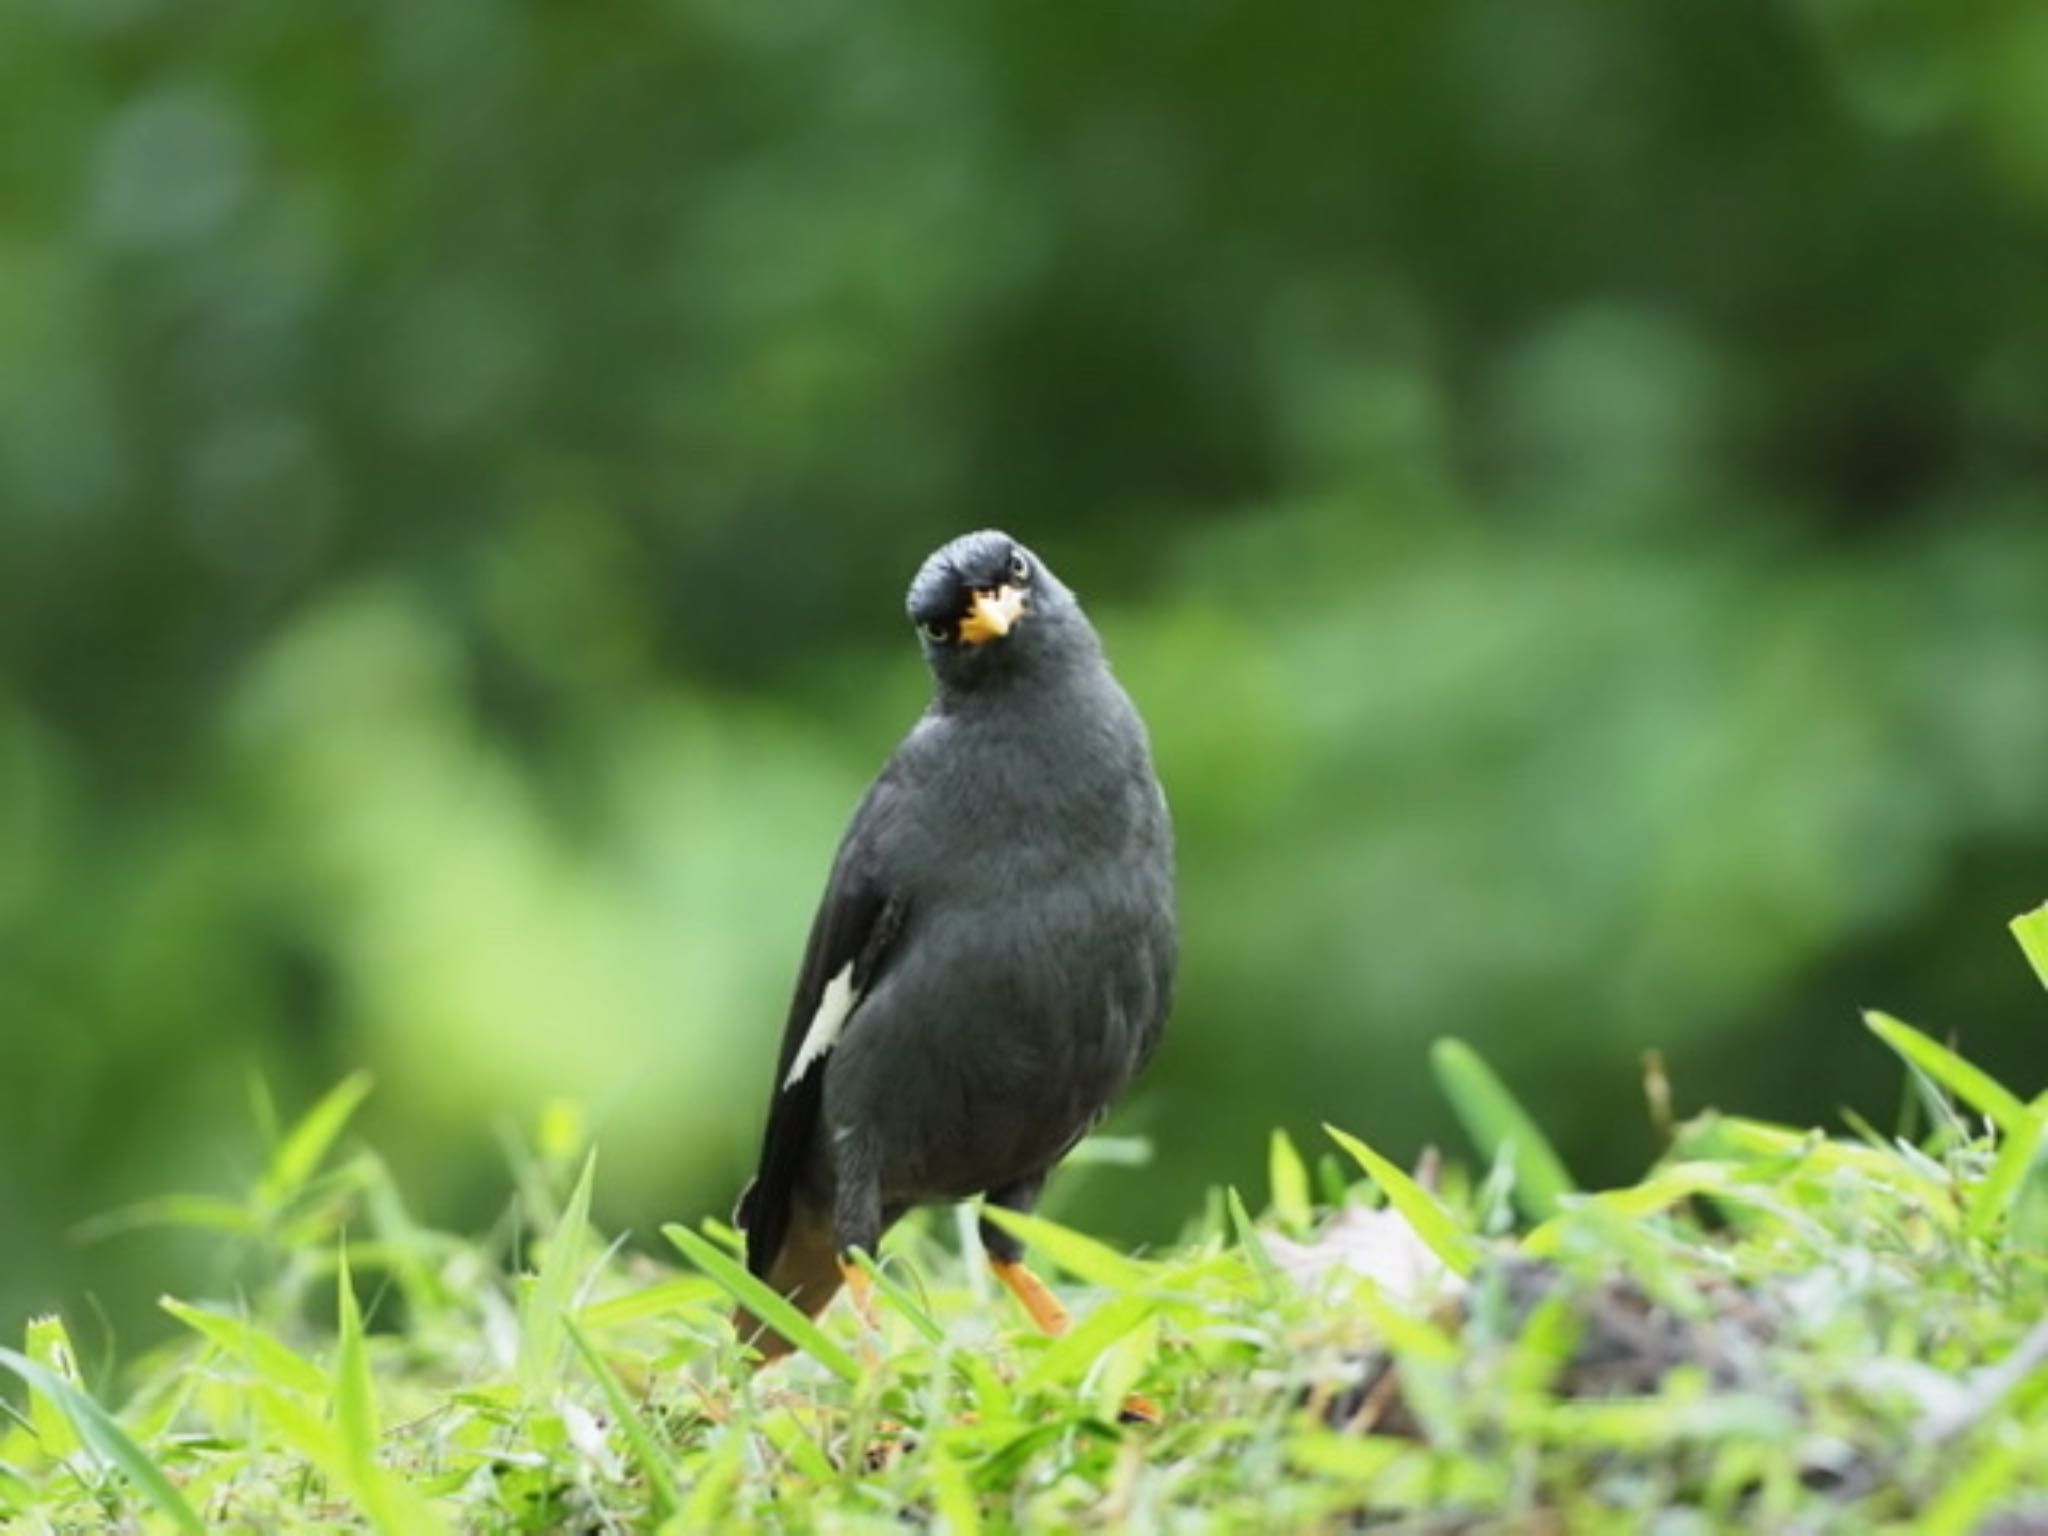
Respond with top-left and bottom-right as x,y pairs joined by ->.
959,583 -> 1028,646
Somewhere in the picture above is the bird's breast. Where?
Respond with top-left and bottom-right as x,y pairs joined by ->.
829,676 -> 1174,1199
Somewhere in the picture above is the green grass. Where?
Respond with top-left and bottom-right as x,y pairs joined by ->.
6,917 -> 2048,1532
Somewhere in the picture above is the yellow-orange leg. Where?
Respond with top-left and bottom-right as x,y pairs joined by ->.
838,1257 -> 881,1329
837,1256 -> 885,1367
990,1257 -> 1072,1336
991,1257 -> 1160,1424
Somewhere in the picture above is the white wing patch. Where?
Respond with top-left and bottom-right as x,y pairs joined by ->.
784,963 -> 860,1089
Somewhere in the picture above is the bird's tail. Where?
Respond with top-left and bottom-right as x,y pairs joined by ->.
733,1204 -> 842,1362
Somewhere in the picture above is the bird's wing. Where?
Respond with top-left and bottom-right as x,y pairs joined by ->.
736,782 -> 907,1283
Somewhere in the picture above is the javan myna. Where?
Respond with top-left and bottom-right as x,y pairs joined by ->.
733,530 -> 1176,1357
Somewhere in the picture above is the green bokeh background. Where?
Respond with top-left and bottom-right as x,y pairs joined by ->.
4,1 -> 2046,1347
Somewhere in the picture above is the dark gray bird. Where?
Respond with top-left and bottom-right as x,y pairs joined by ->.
733,529 -> 1176,1357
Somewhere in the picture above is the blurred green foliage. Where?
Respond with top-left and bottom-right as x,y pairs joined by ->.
2,0 -> 2045,1346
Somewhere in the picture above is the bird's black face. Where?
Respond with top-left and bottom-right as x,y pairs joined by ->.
905,530 -> 1087,689
908,532 -> 1033,649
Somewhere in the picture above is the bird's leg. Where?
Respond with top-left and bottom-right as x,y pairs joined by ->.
837,1252 -> 881,1330
833,1158 -> 887,1357
990,1257 -> 1072,1336
979,1174 -> 1071,1336
982,1176 -> 1159,1424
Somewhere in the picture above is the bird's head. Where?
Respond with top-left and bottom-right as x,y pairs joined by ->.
905,530 -> 1096,693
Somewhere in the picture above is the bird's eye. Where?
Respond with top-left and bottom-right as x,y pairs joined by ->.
921,619 -> 952,643
1008,552 -> 1031,583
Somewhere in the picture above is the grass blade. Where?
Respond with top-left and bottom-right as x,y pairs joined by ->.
335,1248 -> 445,1536
23,1316 -> 83,1462
681,1432 -> 745,1527
928,1443 -> 983,1536
159,1298 -> 328,1396
1062,1135 -> 1153,1167
564,1317 -> 684,1518
1865,1012 -> 2027,1134
334,1245 -> 379,1480
755,1407 -> 837,1483
1972,1112 -> 2047,1239
259,1072 -> 374,1211
1522,1162 -> 1737,1257
1324,1124 -> 1479,1277
661,1223 -> 860,1383
246,1383 -> 339,1469
1347,1284 -> 1463,1446
72,1194 -> 265,1243
1431,1038 -> 1578,1221
975,1206 -> 1148,1292
0,1346 -> 204,1534
1268,1130 -> 1313,1234
2012,903 -> 2048,993
1226,1187 -> 1283,1299
1091,1311 -> 1159,1423
0,1463 -> 32,1513
847,1250 -> 946,1346
520,1148 -> 597,1406
577,1276 -> 721,1331
1019,1292 -> 1154,1392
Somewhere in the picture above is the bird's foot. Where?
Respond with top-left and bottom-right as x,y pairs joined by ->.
838,1257 -> 881,1328
838,1257 -> 884,1365
1117,1393 -> 1161,1425
859,1419 -> 915,1471
990,1258 -> 1072,1336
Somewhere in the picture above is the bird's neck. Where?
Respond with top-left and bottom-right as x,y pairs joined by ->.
933,656 -> 1104,724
